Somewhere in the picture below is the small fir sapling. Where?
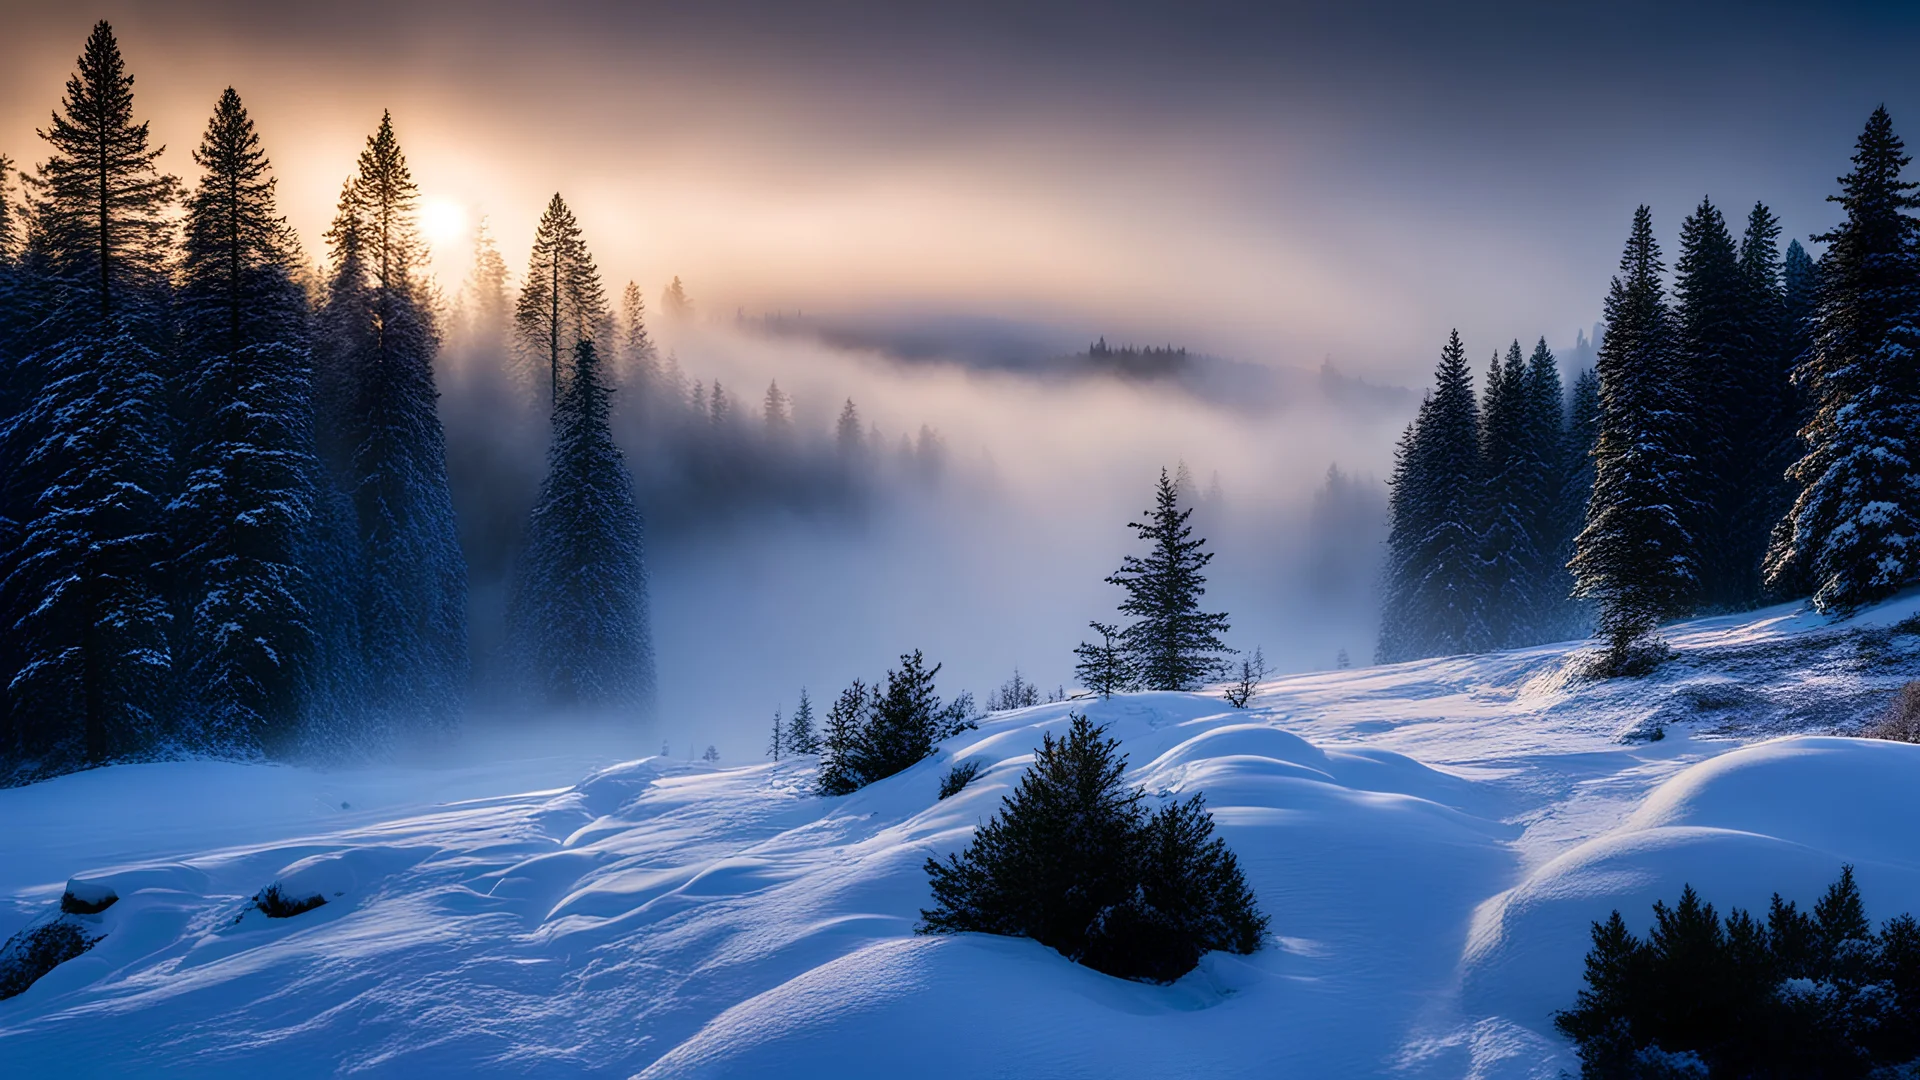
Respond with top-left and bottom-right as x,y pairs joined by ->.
785,688 -> 820,754
1074,620 -> 1131,698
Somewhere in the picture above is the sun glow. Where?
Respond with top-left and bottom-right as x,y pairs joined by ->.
419,195 -> 469,253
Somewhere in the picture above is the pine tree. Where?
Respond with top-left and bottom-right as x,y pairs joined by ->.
863,649 -> 946,778
786,687 -> 818,754
661,275 -> 690,320
767,708 -> 783,761
1478,342 -> 1534,646
836,398 -> 862,457
515,193 -> 609,408
1672,196 -> 1746,609
815,679 -> 871,795
763,380 -> 792,435
1074,621 -> 1130,698
1769,107 -> 1920,612
2,22 -> 178,774
919,714 -> 1265,982
316,112 -> 468,733
617,281 -> 657,391
1731,202 -> 1796,607
462,216 -> 510,345
1107,469 -> 1231,690
1377,330 -> 1486,662
505,340 -> 655,710
1572,206 -> 1697,665
170,87 -> 324,753
1520,338 -> 1574,639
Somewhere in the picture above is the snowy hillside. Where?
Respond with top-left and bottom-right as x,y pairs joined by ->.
7,597 -> 1920,1078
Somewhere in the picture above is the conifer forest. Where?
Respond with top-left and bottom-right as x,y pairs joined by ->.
8,7 -> 1920,1079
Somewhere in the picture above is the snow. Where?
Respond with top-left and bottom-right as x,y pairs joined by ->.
4,596 -> 1920,1076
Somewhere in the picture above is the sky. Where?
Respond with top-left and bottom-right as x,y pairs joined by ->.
6,1 -> 1919,382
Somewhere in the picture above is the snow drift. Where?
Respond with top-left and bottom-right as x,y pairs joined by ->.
4,597 -> 1920,1077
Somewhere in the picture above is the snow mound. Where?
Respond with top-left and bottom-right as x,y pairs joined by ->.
4,595 -> 1920,1076
1460,735 -> 1920,1078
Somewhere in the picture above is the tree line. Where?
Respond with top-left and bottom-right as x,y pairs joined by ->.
1380,107 -> 1920,669
0,23 -> 654,782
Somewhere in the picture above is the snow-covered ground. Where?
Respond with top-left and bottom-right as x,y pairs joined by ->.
7,596 -> 1920,1077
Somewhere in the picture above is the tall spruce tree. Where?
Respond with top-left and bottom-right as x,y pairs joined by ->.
785,687 -> 818,754
515,193 -> 609,407
1478,342 -> 1534,646
1,22 -> 179,774
316,112 -> 468,734
1672,197 -> 1746,610
1107,469 -> 1231,690
1730,202 -> 1796,607
505,339 -> 655,711
1519,337 -> 1574,639
1571,206 -> 1698,663
170,87 -> 324,752
1768,107 -> 1920,612
1377,330 -> 1486,662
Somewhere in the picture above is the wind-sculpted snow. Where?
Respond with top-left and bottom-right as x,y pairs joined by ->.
4,595 -> 1920,1076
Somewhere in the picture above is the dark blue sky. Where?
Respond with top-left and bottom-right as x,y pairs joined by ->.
4,1 -> 1918,379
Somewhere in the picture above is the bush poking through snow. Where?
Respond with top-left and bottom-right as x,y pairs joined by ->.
1865,681 -> 1920,743
255,883 -> 327,919
938,759 -> 983,799
918,713 -> 1266,982
1223,647 -> 1268,708
817,650 -> 976,795
0,920 -> 97,1000
1554,866 -> 1920,1077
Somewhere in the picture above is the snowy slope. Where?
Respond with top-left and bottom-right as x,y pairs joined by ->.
6,596 -> 1920,1078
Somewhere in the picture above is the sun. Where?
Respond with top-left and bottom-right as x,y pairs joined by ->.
419,195 -> 469,252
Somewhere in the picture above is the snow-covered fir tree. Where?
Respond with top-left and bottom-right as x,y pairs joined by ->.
1107,469 -> 1231,690
1571,206 -> 1698,663
1768,107 -> 1920,612
1477,342 -> 1534,647
515,193 -> 609,407
1519,337 -> 1576,639
1729,201 -> 1798,608
1377,330 -> 1485,662
170,86 -> 327,753
1,22 -> 179,775
504,339 -> 655,711
1672,196 -> 1747,610
315,112 -> 468,735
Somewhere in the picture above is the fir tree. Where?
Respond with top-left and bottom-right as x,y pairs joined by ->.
1520,337 -> 1575,639
815,679 -> 871,795
1378,330 -> 1486,662
1556,365 -> 1602,638
515,193 -> 609,407
1107,469 -> 1231,690
661,275 -> 691,320
767,708 -> 783,761
1769,107 -> 1920,612
863,649 -> 946,779
617,281 -> 657,389
170,87 -> 324,752
786,687 -> 819,754
2,22 -> 178,774
763,380 -> 792,435
505,340 -> 655,710
1074,620 -> 1130,697
1572,206 -> 1698,665
836,398 -> 862,457
1733,201 -> 1797,607
462,216 -> 510,346
316,112 -> 468,733
1478,342 -> 1534,646
919,714 -> 1266,982
1672,196 -> 1746,609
